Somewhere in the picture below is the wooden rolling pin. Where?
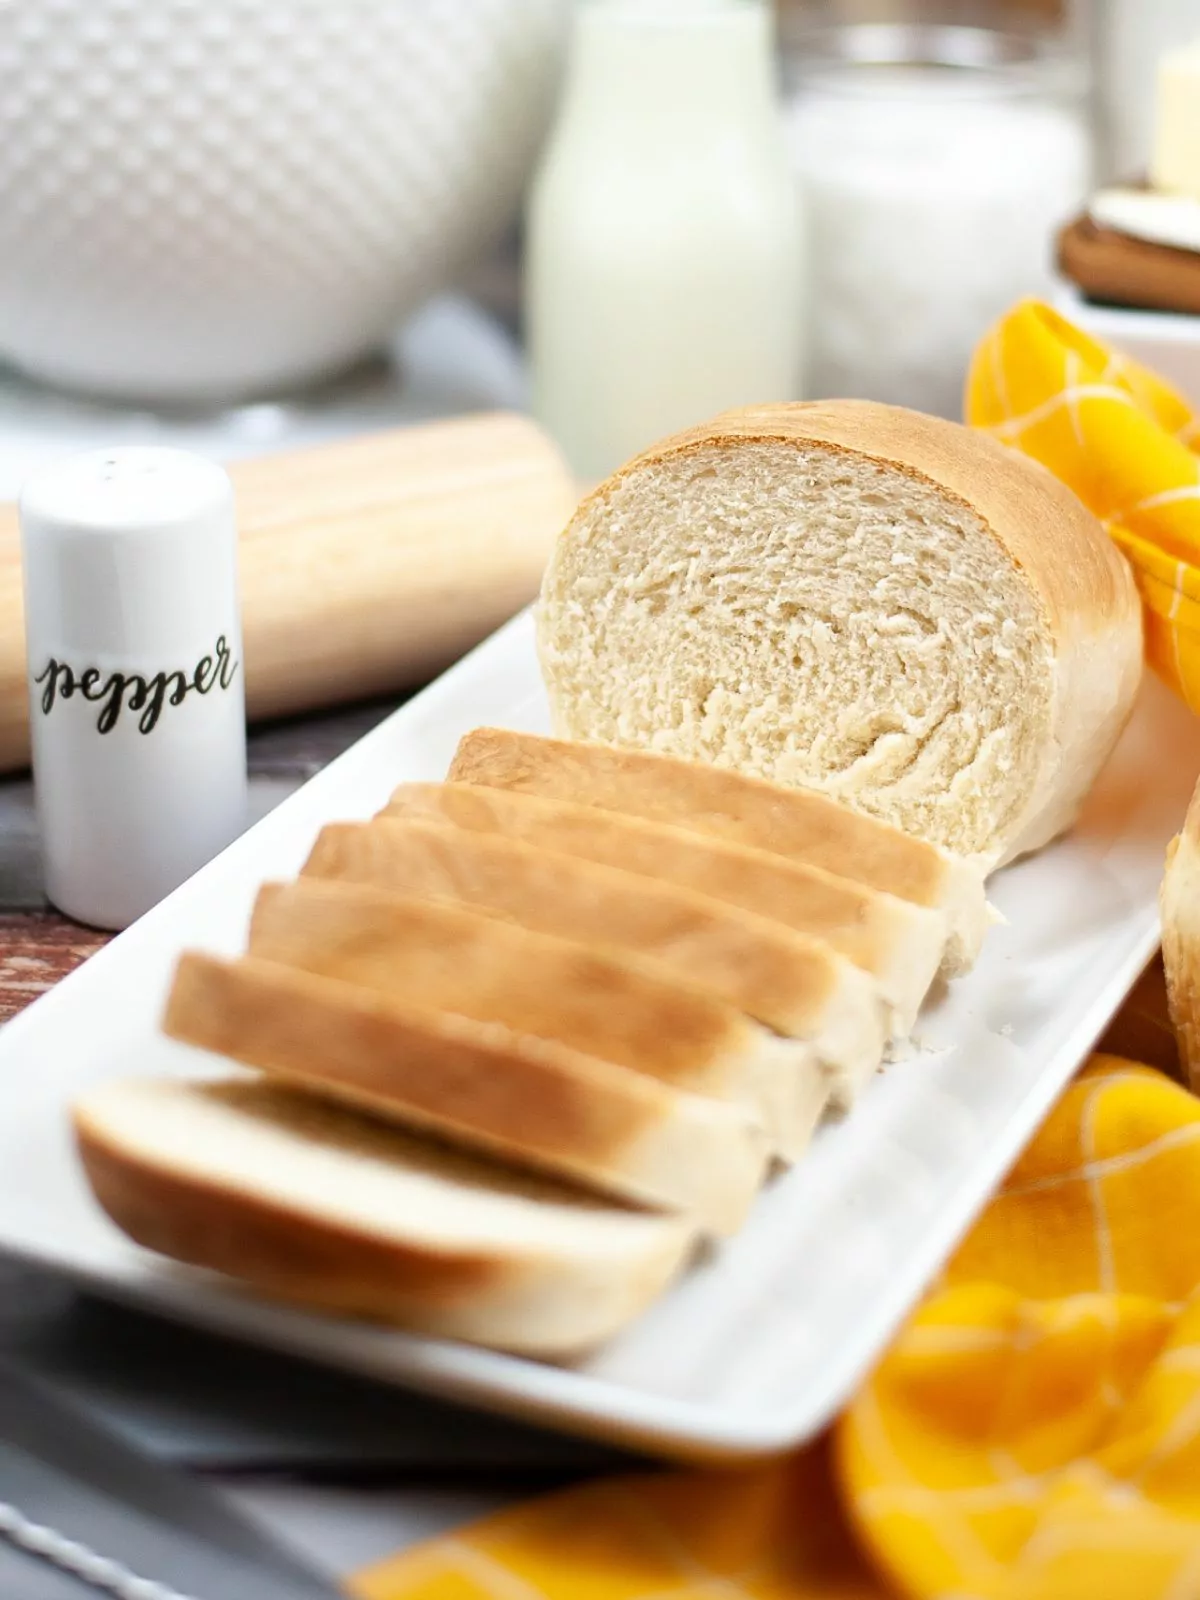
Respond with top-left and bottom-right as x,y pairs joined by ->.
0,412 -> 577,774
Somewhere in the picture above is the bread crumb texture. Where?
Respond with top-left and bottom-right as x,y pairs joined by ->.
539,439 -> 1052,859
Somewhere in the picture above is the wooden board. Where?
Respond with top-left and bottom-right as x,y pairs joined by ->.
0,412 -> 576,773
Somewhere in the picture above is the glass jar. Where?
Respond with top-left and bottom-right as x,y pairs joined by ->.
1090,0 -> 1200,180
785,25 -> 1091,418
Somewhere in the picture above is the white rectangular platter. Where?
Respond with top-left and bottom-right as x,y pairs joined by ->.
0,610 -> 1194,1463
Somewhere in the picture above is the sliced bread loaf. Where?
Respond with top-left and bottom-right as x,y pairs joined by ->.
301,817 -> 885,1104
74,1077 -> 696,1357
1161,781 -> 1200,1091
162,951 -> 769,1235
248,877 -> 822,1159
535,400 -> 1142,869
384,781 -> 945,1034
447,728 -> 987,973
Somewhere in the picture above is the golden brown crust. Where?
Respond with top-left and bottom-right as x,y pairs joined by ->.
383,782 -> 944,1028
72,1079 -> 697,1355
76,1118 -> 506,1316
162,951 -> 676,1201
1161,779 -> 1200,1092
301,815 -> 851,1036
248,876 -> 752,1080
384,780 -> 935,974
448,728 -> 952,909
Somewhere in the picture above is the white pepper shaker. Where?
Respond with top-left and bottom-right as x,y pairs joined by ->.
19,447 -> 248,930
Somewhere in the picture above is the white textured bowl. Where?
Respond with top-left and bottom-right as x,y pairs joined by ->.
0,0 -> 565,401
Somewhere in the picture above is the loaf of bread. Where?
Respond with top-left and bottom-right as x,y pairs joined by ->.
78,657 -> 1018,1352
535,401 -> 1143,869
1161,781 -> 1200,1090
448,728 -> 988,973
164,952 -> 770,1235
74,1077 -> 696,1357
384,782 -> 945,1035
248,877 -> 824,1159
302,817 -> 886,1104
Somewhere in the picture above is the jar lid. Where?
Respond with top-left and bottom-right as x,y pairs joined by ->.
783,23 -> 1085,101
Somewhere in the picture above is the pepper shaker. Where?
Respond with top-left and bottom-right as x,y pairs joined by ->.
19,448 -> 248,930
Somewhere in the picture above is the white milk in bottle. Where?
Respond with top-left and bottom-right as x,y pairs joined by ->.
527,0 -> 804,483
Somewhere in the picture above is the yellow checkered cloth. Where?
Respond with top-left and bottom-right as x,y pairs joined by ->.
966,298 -> 1200,710
350,1056 -> 1200,1600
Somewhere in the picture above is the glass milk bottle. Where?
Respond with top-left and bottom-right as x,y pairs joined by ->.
527,0 -> 804,484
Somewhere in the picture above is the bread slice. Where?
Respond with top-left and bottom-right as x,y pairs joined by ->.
301,817 -> 885,1105
447,729 -> 988,974
74,1077 -> 696,1357
248,877 -> 821,1158
534,400 -> 1142,870
162,951 -> 768,1235
385,781 -> 945,1034
1161,782 -> 1200,1090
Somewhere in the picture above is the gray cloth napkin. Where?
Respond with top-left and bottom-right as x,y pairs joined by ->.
0,1353 -> 345,1598
0,1263 -> 630,1477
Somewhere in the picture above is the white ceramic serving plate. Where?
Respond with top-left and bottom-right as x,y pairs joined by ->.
0,610 -> 1194,1463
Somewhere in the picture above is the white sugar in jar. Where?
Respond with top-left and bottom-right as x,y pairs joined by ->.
786,28 -> 1091,420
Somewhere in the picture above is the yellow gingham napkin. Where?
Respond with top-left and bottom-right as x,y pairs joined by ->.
350,1056 -> 1200,1600
966,298 -> 1200,710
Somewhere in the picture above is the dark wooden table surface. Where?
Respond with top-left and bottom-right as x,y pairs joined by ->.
0,697 -> 401,1023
